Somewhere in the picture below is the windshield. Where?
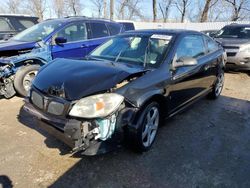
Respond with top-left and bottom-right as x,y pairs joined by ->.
12,20 -> 63,42
89,35 -> 172,68
216,26 -> 250,39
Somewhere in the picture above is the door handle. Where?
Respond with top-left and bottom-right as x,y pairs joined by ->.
81,44 -> 89,48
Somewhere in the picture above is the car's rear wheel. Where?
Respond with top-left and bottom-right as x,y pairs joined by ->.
208,70 -> 224,99
14,65 -> 40,97
128,102 -> 160,152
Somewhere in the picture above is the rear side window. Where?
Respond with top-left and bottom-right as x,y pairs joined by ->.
0,18 -> 13,31
176,35 -> 206,59
107,23 -> 121,35
18,19 -> 36,28
204,36 -> 219,53
90,23 -> 109,38
120,23 -> 135,31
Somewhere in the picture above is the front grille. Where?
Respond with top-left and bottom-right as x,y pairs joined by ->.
47,101 -> 65,116
224,46 -> 239,50
31,91 -> 43,109
227,52 -> 237,57
31,90 -> 68,116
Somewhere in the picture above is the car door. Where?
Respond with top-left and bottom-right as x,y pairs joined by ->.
168,34 -> 209,113
203,35 -> 223,88
51,21 -> 89,59
85,22 -> 113,55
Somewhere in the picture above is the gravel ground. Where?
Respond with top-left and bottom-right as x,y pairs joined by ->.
0,72 -> 250,188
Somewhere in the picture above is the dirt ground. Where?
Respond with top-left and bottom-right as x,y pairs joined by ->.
0,72 -> 250,188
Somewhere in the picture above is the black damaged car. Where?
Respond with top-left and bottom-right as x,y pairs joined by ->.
23,30 -> 225,155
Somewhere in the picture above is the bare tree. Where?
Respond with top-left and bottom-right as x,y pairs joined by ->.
153,0 -> 157,22
103,0 -> 108,18
200,0 -> 219,22
127,0 -> 144,19
116,0 -> 144,20
92,0 -> 104,17
174,0 -> 190,23
53,0 -> 65,18
5,0 -> 22,14
117,0 -> 128,19
66,0 -> 82,16
158,0 -> 173,22
27,0 -> 47,20
110,0 -> 114,20
224,0 -> 250,21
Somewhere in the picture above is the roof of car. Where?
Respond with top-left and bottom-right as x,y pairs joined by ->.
124,29 -> 201,35
224,24 -> 250,28
45,16 -> 118,24
0,14 -> 38,18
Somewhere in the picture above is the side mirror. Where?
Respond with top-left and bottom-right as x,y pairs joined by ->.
55,37 -> 67,46
173,57 -> 198,69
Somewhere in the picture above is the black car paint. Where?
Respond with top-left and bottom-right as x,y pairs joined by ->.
0,15 -> 38,40
23,30 -> 224,155
33,58 -> 147,101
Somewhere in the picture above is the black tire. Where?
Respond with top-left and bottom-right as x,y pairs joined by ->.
127,102 -> 161,152
14,65 -> 40,97
208,69 -> 224,99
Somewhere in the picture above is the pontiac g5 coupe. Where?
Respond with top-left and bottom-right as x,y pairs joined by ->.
23,30 -> 225,155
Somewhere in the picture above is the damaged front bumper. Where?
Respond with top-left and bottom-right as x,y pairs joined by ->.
23,98 -> 138,155
0,62 -> 16,98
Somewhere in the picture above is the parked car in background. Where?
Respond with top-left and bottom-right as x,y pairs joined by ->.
0,17 -> 123,99
23,30 -> 225,155
215,24 -> 250,71
202,29 -> 219,38
117,20 -> 135,31
0,14 -> 38,40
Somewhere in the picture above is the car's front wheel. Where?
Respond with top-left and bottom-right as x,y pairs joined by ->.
14,65 -> 40,97
128,101 -> 161,152
208,70 -> 224,99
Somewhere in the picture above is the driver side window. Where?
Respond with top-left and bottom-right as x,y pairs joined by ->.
55,22 -> 87,43
175,35 -> 206,60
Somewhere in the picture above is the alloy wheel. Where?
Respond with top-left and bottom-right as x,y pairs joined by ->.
215,72 -> 224,96
142,106 -> 159,148
23,70 -> 37,92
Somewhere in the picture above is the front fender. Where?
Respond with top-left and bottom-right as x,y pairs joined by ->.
10,58 -> 47,70
127,88 -> 165,108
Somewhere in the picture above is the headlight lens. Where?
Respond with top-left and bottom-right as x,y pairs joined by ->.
69,93 -> 124,118
239,45 -> 250,53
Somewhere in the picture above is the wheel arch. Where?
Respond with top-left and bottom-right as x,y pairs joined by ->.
129,93 -> 168,129
15,58 -> 47,69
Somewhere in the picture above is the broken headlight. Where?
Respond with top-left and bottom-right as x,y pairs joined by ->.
69,93 -> 124,118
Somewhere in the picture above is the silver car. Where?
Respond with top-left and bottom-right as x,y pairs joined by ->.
215,24 -> 250,71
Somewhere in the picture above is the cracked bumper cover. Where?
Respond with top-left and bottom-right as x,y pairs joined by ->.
23,100 -> 138,155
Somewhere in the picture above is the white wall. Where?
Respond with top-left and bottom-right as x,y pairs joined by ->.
134,21 -> 250,31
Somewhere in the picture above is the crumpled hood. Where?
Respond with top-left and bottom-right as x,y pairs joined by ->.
0,58 -> 12,66
0,40 -> 35,51
215,38 -> 250,46
33,58 -> 146,101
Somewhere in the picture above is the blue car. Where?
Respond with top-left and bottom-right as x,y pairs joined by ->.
0,17 -> 124,98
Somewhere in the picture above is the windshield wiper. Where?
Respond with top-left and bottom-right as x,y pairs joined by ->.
85,55 -> 102,61
115,50 -> 123,62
